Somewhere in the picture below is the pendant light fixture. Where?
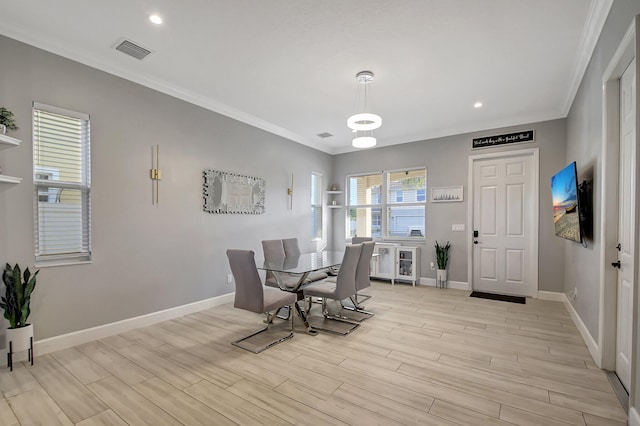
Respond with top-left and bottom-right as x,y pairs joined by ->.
348,71 -> 381,148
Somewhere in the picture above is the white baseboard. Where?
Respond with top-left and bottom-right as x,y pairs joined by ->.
537,291 -> 566,302
630,406 -> 640,426
562,294 -> 599,364
5,292 -> 235,358
419,277 -> 469,290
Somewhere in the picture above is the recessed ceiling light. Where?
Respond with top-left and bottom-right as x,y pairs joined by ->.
149,14 -> 163,25
474,101 -> 483,108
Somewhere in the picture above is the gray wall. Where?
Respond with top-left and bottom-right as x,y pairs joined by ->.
565,0 -> 640,412
331,119 -> 567,291
0,35 -> 332,341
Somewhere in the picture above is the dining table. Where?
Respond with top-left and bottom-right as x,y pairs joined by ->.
257,251 -> 344,335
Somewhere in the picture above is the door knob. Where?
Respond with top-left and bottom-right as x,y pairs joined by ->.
611,261 -> 621,269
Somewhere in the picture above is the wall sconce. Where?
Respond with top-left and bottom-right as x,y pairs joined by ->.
150,144 -> 161,205
287,173 -> 293,210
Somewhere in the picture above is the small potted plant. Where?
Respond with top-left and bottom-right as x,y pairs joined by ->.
435,241 -> 451,286
0,107 -> 19,135
1,263 -> 38,369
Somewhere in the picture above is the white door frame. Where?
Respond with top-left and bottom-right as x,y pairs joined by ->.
599,17 -> 638,374
467,147 -> 540,295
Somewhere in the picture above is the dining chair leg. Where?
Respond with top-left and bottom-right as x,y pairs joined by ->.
276,306 -> 291,320
338,297 -> 374,322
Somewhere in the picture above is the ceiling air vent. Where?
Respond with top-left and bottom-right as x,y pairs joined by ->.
115,39 -> 151,60
317,132 -> 333,138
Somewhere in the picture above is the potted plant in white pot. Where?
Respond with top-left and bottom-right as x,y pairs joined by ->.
0,107 -> 19,135
435,241 -> 450,287
1,263 -> 38,370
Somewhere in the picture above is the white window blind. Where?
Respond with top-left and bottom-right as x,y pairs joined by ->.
311,172 -> 323,240
347,168 -> 426,240
33,102 -> 91,264
346,172 -> 383,238
386,169 -> 426,238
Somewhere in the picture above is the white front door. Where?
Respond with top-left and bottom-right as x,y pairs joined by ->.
470,150 -> 538,297
615,59 -> 635,391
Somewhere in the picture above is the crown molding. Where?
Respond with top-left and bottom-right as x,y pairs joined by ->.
562,0 -> 614,114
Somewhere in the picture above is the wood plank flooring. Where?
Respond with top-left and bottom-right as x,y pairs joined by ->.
0,282 -> 627,425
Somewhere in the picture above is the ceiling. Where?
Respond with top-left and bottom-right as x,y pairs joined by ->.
0,1 -> 611,154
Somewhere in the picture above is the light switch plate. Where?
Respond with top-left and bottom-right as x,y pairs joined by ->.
452,224 -> 466,231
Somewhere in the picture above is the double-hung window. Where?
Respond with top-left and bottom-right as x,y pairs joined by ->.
346,172 -> 383,238
386,169 -> 426,238
311,172 -> 323,240
347,167 -> 426,240
33,102 -> 91,264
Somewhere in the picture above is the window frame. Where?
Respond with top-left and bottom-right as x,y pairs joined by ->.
33,102 -> 92,266
346,167 -> 426,242
311,171 -> 323,241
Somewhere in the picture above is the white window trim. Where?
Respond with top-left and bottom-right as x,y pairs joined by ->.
346,166 -> 427,242
311,171 -> 324,242
33,102 -> 92,266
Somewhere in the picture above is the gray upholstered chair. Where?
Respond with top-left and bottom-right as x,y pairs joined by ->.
355,241 -> 375,302
282,237 -> 327,282
282,237 -> 301,257
227,249 -> 296,353
329,236 -> 373,275
261,239 -> 300,288
351,237 -> 373,244
302,244 -> 362,335
341,241 -> 375,320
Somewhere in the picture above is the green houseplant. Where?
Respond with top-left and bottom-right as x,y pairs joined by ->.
1,263 -> 38,329
434,241 -> 451,287
0,107 -> 19,134
2,263 -> 38,369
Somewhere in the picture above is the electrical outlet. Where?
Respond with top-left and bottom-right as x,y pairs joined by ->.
574,287 -> 578,299
227,274 -> 233,284
430,261 -> 435,270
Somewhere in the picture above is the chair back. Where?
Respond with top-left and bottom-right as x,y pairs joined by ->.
356,241 -> 375,291
262,239 -> 285,282
227,249 -> 264,314
334,244 -> 362,300
352,237 -> 373,244
282,238 -> 301,257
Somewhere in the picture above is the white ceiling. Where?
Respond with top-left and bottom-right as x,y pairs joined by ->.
0,1 -> 611,154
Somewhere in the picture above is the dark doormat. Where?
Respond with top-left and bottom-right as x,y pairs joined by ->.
470,291 -> 526,304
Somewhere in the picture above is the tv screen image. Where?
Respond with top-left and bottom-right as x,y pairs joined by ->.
551,162 -> 582,243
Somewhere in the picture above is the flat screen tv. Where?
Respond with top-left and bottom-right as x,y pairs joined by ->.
551,162 -> 582,243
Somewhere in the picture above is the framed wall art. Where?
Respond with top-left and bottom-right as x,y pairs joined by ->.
431,186 -> 463,203
203,170 -> 265,214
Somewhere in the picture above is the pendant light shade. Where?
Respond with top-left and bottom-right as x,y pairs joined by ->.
348,71 -> 381,148
352,136 -> 377,148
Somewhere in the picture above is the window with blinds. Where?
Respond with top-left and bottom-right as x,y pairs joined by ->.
311,172 -> 323,240
346,168 -> 426,240
386,169 -> 426,238
346,172 -> 383,238
33,102 -> 91,264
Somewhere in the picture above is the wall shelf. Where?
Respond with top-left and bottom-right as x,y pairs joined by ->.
0,134 -> 22,188
0,175 -> 22,185
326,190 -> 343,209
0,134 -> 21,149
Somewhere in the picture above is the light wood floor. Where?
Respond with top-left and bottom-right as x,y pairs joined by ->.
0,281 -> 627,425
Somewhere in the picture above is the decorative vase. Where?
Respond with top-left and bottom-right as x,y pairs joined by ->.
6,324 -> 34,370
436,269 -> 448,288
